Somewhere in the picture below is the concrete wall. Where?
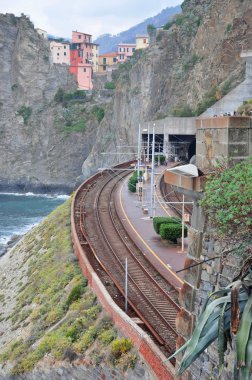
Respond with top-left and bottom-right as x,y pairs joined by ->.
196,116 -> 252,170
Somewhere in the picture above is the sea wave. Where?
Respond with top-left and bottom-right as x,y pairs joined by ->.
0,192 -> 69,200
0,220 -> 40,247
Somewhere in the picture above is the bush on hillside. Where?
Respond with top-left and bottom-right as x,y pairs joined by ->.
160,223 -> 187,243
104,82 -> 116,90
153,216 -> 181,234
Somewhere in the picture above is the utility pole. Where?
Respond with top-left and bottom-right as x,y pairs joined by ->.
181,195 -> 185,253
150,124 -> 155,218
125,257 -> 128,313
147,123 -> 150,163
137,123 -> 141,182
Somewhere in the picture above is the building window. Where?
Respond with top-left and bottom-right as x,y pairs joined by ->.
103,65 -> 106,71
64,45 -> 66,49
78,35 -> 81,39
64,52 -> 66,56
78,50 -> 83,58
57,53 -> 59,56
103,58 -> 106,64
127,48 -> 129,52
143,38 -> 146,43
120,54 -> 124,60
120,47 -> 125,52
132,48 -> 135,52
84,68 -> 86,72
113,57 -> 117,62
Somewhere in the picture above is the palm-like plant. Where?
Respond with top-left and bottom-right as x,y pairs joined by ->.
169,257 -> 252,379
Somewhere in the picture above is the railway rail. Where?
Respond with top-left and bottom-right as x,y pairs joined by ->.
159,176 -> 193,218
73,163 -> 180,358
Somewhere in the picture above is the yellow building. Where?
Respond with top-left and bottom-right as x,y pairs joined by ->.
136,35 -> 149,50
91,43 -> 99,73
98,52 -> 118,73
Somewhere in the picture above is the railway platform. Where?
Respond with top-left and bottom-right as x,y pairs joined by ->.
115,165 -> 187,290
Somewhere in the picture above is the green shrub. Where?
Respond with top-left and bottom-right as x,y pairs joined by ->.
17,106 -> 32,125
153,216 -> 181,234
65,283 -> 86,309
92,106 -> 105,123
54,88 -> 64,103
171,105 -> 194,117
110,337 -> 133,359
104,82 -> 116,90
154,155 -> 166,165
128,171 -> 142,193
99,329 -> 117,345
200,158 -> 252,236
160,223 -> 187,242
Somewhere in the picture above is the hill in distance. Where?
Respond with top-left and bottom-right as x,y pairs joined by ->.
94,5 -> 181,54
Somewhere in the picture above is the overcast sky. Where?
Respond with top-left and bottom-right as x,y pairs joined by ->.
0,0 -> 182,39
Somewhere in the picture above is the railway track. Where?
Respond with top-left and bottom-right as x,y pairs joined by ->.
159,176 -> 193,218
73,164 -> 180,358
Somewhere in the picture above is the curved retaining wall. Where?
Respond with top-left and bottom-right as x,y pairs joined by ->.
71,171 -> 175,380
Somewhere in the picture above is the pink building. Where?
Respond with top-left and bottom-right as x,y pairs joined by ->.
117,43 -> 136,63
50,41 -> 70,65
70,31 -> 94,90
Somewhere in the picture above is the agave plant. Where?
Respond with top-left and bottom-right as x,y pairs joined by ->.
169,256 -> 252,379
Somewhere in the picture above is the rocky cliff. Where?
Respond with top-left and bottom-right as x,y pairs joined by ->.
82,0 -> 252,177
0,14 -> 107,193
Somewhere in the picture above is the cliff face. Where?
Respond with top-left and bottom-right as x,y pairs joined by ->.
0,14 -> 103,193
82,0 -> 252,177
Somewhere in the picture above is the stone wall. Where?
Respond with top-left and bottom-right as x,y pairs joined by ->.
175,199 -> 247,380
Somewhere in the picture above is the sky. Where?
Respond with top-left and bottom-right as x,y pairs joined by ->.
0,0 -> 182,40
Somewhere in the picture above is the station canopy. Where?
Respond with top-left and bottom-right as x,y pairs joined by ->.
166,164 -> 199,178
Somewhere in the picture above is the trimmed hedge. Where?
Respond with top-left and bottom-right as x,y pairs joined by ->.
153,216 -> 181,234
160,223 -> 188,243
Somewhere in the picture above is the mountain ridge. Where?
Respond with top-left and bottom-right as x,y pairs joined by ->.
94,5 -> 181,54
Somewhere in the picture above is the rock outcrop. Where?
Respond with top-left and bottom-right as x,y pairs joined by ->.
0,14 -> 103,193
82,0 -> 252,177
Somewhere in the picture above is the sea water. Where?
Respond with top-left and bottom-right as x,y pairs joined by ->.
0,193 -> 68,254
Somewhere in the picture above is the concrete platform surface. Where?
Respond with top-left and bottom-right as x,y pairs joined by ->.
115,166 -> 187,290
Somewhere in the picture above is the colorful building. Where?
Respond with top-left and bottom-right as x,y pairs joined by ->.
50,41 -> 70,65
98,52 -> 118,73
92,43 -> 99,73
36,28 -> 47,39
117,43 -> 136,63
136,35 -> 149,50
69,31 -> 97,90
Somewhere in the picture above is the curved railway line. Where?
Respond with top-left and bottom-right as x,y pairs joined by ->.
159,176 -> 193,218
73,164 -> 181,358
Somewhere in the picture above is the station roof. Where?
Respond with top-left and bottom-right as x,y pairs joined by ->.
166,164 -> 199,178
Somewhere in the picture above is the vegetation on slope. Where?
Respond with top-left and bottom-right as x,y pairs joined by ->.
170,158 -> 252,379
200,158 -> 252,238
0,199 -> 136,375
54,88 -> 105,133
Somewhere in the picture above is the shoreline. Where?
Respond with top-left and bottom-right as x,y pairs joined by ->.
0,192 -> 70,258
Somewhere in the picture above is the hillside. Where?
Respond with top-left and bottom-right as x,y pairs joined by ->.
94,5 -> 181,54
0,200 -> 151,379
0,14 -> 109,193
83,0 -> 252,177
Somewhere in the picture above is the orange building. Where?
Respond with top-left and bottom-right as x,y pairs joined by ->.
98,52 -> 117,73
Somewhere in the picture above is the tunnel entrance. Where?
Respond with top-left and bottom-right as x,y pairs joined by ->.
167,135 -> 196,162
